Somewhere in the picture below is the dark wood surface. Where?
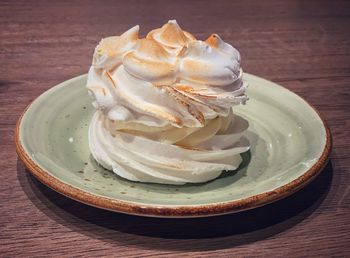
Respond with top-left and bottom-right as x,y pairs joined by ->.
1,0 -> 350,257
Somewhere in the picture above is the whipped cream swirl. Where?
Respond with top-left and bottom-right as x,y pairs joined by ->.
87,20 -> 249,185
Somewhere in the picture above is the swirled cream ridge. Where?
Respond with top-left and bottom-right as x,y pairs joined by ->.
87,20 -> 250,185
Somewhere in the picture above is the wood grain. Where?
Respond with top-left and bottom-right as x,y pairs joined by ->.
1,0 -> 350,257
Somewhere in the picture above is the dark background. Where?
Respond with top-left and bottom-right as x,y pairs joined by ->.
1,0 -> 350,257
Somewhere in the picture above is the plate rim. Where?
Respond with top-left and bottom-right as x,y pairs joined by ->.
15,74 -> 332,218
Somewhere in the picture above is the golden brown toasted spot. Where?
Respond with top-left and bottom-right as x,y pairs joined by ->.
147,28 -> 196,45
174,85 -> 194,92
135,38 -> 169,59
131,103 -> 183,127
147,22 -> 196,48
124,51 -> 173,71
191,108 -> 205,125
172,85 -> 220,113
128,30 -> 139,41
97,27 -> 138,57
205,34 -> 219,48
109,63 -> 121,74
97,37 -> 119,56
105,71 -> 117,88
182,58 -> 211,73
159,22 -> 187,45
98,36 -> 130,57
164,86 -> 205,126
123,52 -> 175,85
164,86 -> 191,108
154,109 -> 183,126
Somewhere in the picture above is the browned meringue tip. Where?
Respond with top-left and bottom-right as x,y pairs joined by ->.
159,20 -> 188,45
96,25 -> 139,56
147,20 -> 196,48
89,20 -> 245,130
135,38 -> 170,59
205,33 -> 221,48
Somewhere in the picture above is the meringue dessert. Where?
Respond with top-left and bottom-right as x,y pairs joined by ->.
86,20 -> 250,185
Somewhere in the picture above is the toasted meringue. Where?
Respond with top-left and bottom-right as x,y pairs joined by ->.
87,20 -> 250,185
93,25 -> 139,69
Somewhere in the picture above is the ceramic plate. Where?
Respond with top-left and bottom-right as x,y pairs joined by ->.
15,73 -> 331,218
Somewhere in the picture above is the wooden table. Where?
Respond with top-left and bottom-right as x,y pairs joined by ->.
1,0 -> 349,257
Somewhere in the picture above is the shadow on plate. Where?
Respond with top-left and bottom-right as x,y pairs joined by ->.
17,160 -> 333,252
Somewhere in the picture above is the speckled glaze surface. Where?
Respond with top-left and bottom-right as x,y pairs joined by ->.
15,73 -> 331,217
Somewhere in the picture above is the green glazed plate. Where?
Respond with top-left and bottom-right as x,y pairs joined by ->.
15,73 -> 331,218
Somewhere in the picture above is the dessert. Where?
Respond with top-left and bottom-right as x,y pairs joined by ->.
86,20 -> 249,185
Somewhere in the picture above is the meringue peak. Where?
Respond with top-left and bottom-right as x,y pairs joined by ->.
87,20 -> 247,128
205,33 -> 221,48
147,20 -> 195,52
96,25 -> 139,57
205,33 -> 240,60
134,38 -> 170,60
157,20 -> 189,47
93,25 -> 139,68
